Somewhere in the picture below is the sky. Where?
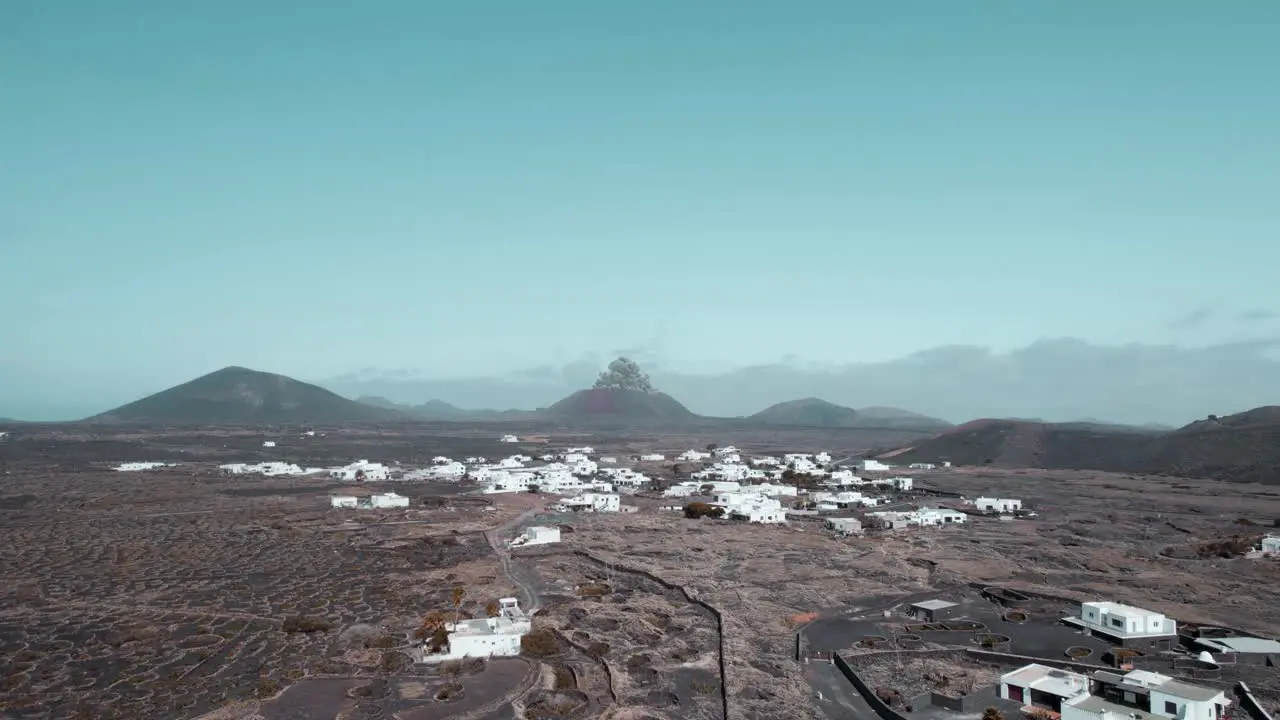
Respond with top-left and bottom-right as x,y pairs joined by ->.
3,0 -> 1280,406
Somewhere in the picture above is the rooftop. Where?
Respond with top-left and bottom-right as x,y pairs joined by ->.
1064,694 -> 1162,720
1157,679 -> 1227,702
912,599 -> 958,611
1002,664 -> 1089,699
1085,601 -> 1160,618
1197,636 -> 1280,654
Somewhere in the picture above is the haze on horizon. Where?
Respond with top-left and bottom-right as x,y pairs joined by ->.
2,2 -> 1278,422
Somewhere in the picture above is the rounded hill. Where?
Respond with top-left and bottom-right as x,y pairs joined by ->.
544,388 -> 697,423
749,398 -> 860,427
88,366 -> 406,425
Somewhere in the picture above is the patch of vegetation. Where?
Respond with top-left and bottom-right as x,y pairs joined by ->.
576,582 -> 612,598
521,628 -> 567,658
683,502 -> 725,519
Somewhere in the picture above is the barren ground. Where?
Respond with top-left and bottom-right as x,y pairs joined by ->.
2,426 -> 1278,719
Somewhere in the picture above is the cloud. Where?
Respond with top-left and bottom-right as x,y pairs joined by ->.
1238,309 -> 1277,322
1169,306 -> 1214,329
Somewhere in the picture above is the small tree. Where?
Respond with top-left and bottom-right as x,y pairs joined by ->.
982,708 -> 1004,720
705,443 -> 717,451
486,600 -> 501,617
527,484 -> 540,494
684,502 -> 725,519
592,357 -> 654,393
451,585 -> 466,625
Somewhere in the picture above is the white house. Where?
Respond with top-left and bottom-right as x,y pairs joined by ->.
330,460 -> 391,482
638,453 -> 665,462
1076,601 -> 1176,639
814,452 -> 832,464
1000,663 -> 1089,710
975,497 -> 1023,513
679,449 -> 711,462
370,492 -> 409,508
115,462 -> 175,472
1063,670 -> 1229,720
262,441 -> 276,448
727,496 -> 787,524
599,456 -> 617,464
916,507 -> 966,525
1260,535 -> 1280,555
331,492 -> 409,509
561,492 -> 620,513
750,456 -> 780,467
909,463 -> 937,470
423,598 -> 531,662
500,434 -> 519,443
882,476 -> 913,491
511,525 -> 560,547
220,461 -> 313,476
860,459 -> 891,472
431,462 -> 468,479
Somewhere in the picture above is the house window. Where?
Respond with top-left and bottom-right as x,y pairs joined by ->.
1111,618 -> 1124,629
1165,701 -> 1178,714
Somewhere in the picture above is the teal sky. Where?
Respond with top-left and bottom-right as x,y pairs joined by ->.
4,1 -> 1279,394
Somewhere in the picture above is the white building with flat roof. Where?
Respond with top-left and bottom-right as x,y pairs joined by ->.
1077,601 -> 1176,639
510,526 -> 560,547
1000,663 -> 1089,710
1261,535 -> 1280,555
422,598 -> 531,662
976,497 -> 1023,513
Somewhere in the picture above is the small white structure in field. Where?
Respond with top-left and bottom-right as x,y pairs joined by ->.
1260,535 -> 1280,555
561,492 -> 620,513
500,434 -> 519,443
511,526 -> 560,547
1000,663 -> 1089,708
422,598 -> 531,662
860,459 -> 891,472
115,462 -> 175,472
975,497 -> 1022,513
599,456 -> 617,464
332,492 -> 409,509
679,449 -> 711,461
1075,601 -> 1176,639
638,453 -> 664,462
370,492 -> 409,508
262,441 -> 276,448
909,462 -> 936,470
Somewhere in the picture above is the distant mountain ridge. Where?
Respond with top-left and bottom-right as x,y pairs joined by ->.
879,406 -> 1280,484
89,367 -> 406,424
356,396 -> 532,421
749,398 -> 952,429
544,388 -> 697,422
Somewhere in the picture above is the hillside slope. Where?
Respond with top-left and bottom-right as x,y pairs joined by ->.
880,407 -> 1280,484
749,398 -> 860,427
543,388 -> 697,423
750,398 -> 951,430
89,367 -> 406,424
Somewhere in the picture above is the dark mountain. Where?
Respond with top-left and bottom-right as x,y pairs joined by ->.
88,367 -> 406,425
879,406 -> 1280,484
544,388 -> 697,423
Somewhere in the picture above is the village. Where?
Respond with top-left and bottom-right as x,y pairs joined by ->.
3,424 -> 1276,720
